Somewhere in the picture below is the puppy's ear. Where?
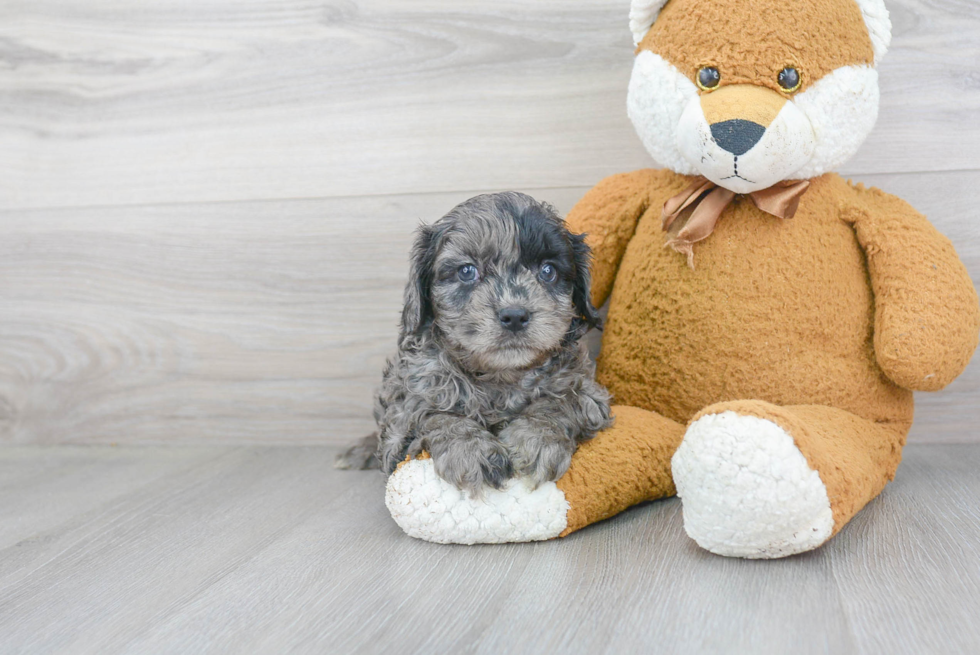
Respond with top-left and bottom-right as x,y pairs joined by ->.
570,232 -> 601,331
400,223 -> 440,341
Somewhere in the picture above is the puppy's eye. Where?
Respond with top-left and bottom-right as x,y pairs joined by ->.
457,264 -> 479,282
777,67 -> 801,93
539,263 -> 557,283
697,66 -> 720,91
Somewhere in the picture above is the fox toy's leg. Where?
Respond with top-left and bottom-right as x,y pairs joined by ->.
671,399 -> 909,559
557,405 -> 685,535
385,405 -> 685,544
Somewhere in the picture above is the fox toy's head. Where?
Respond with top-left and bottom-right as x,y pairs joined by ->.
627,0 -> 891,193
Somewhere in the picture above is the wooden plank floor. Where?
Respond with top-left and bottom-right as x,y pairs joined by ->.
1,443 -> 978,654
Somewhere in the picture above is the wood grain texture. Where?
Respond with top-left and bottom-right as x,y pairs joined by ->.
0,444 -> 978,654
0,0 -> 977,210
1,172 -> 977,445
0,446 -> 228,551
0,187 -> 584,445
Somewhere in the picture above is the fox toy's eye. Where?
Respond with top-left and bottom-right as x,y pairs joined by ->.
697,66 -> 721,91
457,264 -> 479,282
539,262 -> 557,283
777,67 -> 802,93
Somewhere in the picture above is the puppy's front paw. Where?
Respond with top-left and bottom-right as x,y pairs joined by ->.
428,429 -> 513,496
499,419 -> 575,488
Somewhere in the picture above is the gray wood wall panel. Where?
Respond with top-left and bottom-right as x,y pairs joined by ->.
0,0 -> 977,444
0,173 -> 977,445
0,0 -> 977,210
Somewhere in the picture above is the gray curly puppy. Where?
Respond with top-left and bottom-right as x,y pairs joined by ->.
336,192 -> 612,495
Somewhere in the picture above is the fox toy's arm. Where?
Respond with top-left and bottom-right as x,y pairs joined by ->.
565,169 -> 668,308
845,184 -> 980,391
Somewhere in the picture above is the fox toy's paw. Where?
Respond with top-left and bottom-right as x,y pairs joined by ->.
385,456 -> 570,544
671,411 -> 834,559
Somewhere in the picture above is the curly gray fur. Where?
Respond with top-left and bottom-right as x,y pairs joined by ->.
336,192 -> 613,494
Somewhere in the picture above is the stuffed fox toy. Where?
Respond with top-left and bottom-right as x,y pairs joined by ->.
385,0 -> 980,557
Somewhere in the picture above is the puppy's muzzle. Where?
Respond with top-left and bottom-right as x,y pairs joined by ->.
498,306 -> 530,333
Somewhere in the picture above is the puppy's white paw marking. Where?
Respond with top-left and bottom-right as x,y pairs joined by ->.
671,411 -> 834,559
385,458 -> 569,544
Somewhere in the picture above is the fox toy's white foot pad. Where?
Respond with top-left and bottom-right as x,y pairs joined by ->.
671,411 -> 834,559
385,458 -> 569,544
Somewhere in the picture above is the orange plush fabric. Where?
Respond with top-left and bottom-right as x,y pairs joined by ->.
690,400 -> 908,534
587,171 -> 939,427
640,0 -> 874,94
845,185 -> 980,390
553,168 -> 978,537
557,405 -> 685,535
542,1 -> 980,548
385,0 -> 977,553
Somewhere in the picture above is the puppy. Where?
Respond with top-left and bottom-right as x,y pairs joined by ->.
336,192 -> 612,494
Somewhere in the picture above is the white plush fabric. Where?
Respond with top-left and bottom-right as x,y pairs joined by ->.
629,52 -> 880,186
791,65 -> 881,179
627,51 -> 699,176
385,458 -> 569,544
629,0 -> 669,45
854,0 -> 891,62
671,411 -> 835,559
676,95 -> 816,194
629,0 -> 891,61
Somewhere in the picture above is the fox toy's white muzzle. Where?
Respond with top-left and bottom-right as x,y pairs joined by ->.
676,86 -> 815,194
627,51 -> 882,193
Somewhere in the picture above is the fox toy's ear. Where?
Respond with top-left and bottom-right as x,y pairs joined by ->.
400,224 -> 441,342
853,0 -> 892,62
570,232 -> 601,332
629,0 -> 669,46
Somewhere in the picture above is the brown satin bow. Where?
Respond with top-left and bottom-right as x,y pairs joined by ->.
662,176 -> 810,269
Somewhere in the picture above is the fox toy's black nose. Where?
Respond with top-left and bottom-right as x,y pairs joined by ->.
498,307 -> 530,332
710,119 -> 766,156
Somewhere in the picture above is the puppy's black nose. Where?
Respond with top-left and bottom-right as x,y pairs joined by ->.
498,307 -> 530,332
710,119 -> 766,156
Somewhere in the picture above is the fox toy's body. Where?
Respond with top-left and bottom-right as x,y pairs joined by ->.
587,171 -> 911,427
558,167 -> 978,555
385,0 -> 979,556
